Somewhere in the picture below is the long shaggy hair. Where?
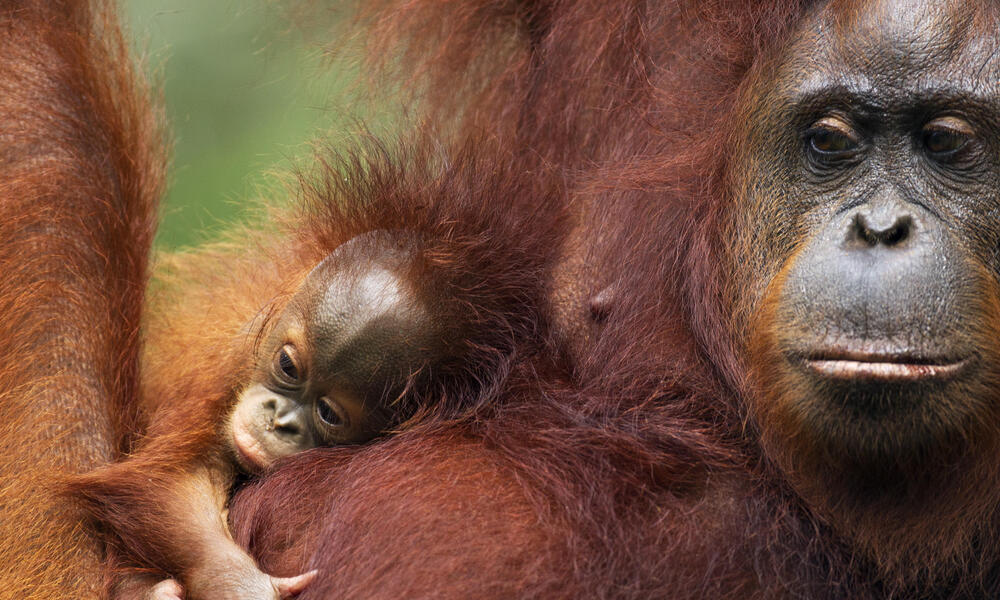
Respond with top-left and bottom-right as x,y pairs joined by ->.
233,1 -> 1000,598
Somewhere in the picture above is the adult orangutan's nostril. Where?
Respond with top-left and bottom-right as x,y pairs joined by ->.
850,213 -> 913,248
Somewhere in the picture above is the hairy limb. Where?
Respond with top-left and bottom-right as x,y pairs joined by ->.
0,1 -> 163,597
73,456 -> 315,600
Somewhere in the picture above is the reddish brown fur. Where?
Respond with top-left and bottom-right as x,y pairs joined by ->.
228,1 -> 1000,598
0,1 -> 163,597
66,139 -> 564,594
9,1 -> 1000,598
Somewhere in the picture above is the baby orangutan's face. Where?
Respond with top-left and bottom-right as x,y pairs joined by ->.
228,232 -> 442,473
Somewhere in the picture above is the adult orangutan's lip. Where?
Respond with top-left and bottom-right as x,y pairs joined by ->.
802,350 -> 970,382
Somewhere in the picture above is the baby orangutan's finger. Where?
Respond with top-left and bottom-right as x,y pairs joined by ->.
272,570 -> 318,598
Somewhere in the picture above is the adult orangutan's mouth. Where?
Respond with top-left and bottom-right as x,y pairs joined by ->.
799,347 -> 971,382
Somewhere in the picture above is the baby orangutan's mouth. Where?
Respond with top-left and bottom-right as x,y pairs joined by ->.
800,349 -> 970,382
230,419 -> 269,474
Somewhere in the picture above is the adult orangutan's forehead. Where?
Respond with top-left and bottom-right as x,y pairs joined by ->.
778,0 -> 1000,96
829,0 -> 973,48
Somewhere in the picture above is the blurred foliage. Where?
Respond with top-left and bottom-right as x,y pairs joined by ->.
124,1 -> 372,249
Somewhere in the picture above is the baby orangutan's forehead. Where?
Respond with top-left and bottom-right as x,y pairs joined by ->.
303,261 -> 434,388
313,266 -> 412,340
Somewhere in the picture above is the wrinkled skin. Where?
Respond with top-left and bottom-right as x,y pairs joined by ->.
54,1 -> 1000,598
728,0 -> 1000,584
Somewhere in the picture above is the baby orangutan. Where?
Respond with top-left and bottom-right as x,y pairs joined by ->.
229,232 -> 439,476
71,231 -> 451,600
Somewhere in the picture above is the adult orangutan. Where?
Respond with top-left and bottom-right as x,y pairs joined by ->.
7,1 -> 1000,600
228,0 -> 1000,598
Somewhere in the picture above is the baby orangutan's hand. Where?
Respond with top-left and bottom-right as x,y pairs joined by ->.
143,579 -> 184,600
117,568 -> 316,600
183,557 -> 316,600
129,561 -> 316,600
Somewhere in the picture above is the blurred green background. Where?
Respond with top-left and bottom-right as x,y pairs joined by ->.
124,1 -> 364,249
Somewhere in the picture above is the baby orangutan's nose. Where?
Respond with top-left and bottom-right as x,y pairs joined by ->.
273,406 -> 303,436
261,396 -> 310,445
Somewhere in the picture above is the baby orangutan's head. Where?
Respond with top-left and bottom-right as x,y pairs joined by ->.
229,231 -> 445,473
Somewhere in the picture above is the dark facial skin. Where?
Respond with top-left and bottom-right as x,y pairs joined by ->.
726,0 -> 1000,582
230,232 -> 441,473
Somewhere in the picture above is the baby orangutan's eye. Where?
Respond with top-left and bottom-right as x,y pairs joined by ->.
317,397 -> 347,429
274,345 -> 300,383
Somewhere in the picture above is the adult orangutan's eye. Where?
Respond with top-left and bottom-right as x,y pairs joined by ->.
921,116 -> 973,158
805,116 -> 861,160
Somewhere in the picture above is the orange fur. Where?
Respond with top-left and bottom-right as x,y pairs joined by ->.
11,1 -> 1000,598
0,1 -> 163,597
233,1 -> 1000,598
66,139 -> 564,594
